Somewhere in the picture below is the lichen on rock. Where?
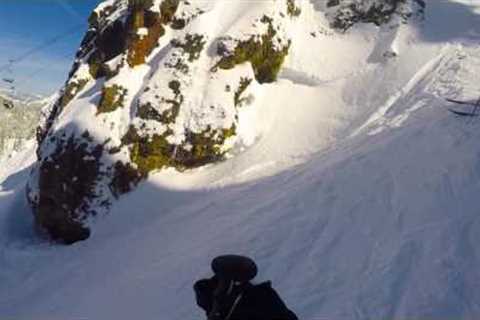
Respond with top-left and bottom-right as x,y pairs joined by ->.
286,0 -> 301,17
326,0 -> 425,32
138,81 -> 182,123
59,79 -> 89,109
234,77 -> 253,107
171,33 -> 206,62
31,132 -> 104,244
109,160 -> 144,197
121,123 -> 236,176
97,84 -> 128,114
127,1 -> 166,67
214,15 -> 291,84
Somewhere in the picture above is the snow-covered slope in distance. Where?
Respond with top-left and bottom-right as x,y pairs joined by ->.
2,0 -> 480,319
0,89 -> 49,162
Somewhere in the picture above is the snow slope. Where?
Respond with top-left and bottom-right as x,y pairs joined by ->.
2,0 -> 480,319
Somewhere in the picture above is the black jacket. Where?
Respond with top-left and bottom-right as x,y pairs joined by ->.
194,277 -> 298,320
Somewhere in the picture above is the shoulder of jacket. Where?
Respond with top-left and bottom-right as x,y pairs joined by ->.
253,281 -> 274,290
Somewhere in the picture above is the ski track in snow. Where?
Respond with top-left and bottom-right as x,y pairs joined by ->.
2,1 -> 480,319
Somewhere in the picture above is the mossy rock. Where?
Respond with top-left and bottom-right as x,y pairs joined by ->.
121,124 -> 236,176
127,0 -> 181,67
170,6 -> 206,30
173,126 -> 236,168
110,161 -> 144,197
327,0 -> 340,7
129,0 -> 154,9
234,77 -> 253,107
171,33 -> 206,62
86,0 -> 184,71
215,16 -> 290,84
121,126 -> 175,175
137,101 -> 179,123
127,8 -> 166,66
287,0 -> 301,17
34,133 -> 104,244
88,4 -> 117,29
165,58 -> 190,74
59,79 -> 89,109
137,80 -> 183,123
329,0 -> 423,31
87,20 -> 128,79
97,85 -> 128,114
159,0 -> 180,23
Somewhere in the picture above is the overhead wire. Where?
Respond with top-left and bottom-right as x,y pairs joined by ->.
0,1 -> 92,94
0,23 -> 85,74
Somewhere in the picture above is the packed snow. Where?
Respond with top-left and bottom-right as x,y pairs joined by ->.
2,0 -> 480,319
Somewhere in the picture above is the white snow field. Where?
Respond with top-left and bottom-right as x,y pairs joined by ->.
2,0 -> 480,319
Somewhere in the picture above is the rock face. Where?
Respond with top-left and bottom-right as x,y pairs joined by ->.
27,0 -> 424,244
325,0 -> 425,31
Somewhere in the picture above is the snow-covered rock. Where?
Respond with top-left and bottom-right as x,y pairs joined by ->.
324,0 -> 425,31
28,0 -> 423,243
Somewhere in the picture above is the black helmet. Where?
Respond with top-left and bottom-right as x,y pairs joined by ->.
211,255 -> 258,283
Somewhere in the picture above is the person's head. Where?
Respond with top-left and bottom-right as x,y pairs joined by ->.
211,255 -> 258,283
194,255 -> 258,316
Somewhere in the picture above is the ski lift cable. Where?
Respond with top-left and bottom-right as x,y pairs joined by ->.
26,53 -> 75,80
0,23 -> 86,74
54,0 -> 86,23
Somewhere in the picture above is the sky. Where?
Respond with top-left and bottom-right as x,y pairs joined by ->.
0,0 -> 100,96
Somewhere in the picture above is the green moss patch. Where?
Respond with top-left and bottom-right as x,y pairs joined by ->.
287,0 -> 301,17
35,132 -> 104,244
215,16 -> 290,84
165,58 -> 190,74
138,80 -> 183,123
127,8 -> 165,66
127,0 -> 182,67
97,85 -> 128,114
110,161 -> 144,197
329,0 -> 423,31
171,33 -> 206,62
59,79 -> 89,109
137,101 -> 179,123
160,0 -> 180,23
122,123 -> 236,176
121,126 -> 175,175
234,77 -> 253,107
83,18 -> 128,79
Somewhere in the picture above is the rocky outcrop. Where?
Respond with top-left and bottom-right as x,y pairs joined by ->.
326,0 -> 425,31
27,0 -> 300,244
27,0 -> 425,244
32,133 -> 103,244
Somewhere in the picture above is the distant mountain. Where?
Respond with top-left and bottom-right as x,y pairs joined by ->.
0,88 -> 48,161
